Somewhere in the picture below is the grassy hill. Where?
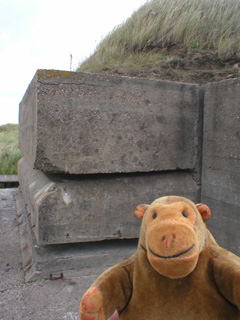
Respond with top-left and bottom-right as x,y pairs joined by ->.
78,0 -> 240,84
0,124 -> 22,175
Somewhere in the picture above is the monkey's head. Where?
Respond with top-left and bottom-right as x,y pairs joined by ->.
135,196 -> 211,279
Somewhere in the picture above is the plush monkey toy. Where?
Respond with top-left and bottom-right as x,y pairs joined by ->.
80,196 -> 240,320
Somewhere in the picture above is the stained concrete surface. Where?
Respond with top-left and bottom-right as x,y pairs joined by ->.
16,187 -> 137,282
19,70 -> 202,175
201,78 -> 240,256
0,188 -> 102,320
18,157 -> 200,245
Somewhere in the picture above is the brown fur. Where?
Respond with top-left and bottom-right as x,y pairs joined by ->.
80,196 -> 240,320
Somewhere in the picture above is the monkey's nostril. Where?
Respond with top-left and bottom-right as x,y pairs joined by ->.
162,235 -> 176,242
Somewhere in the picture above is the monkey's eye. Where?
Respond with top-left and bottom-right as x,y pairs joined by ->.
182,211 -> 188,218
152,212 -> 157,219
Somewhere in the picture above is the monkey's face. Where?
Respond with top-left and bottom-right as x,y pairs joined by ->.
145,202 -> 200,279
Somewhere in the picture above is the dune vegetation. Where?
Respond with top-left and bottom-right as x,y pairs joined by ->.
0,124 -> 22,175
78,0 -> 240,83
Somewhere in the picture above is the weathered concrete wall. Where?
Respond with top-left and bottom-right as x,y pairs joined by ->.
202,78 -> 240,256
18,74 -> 37,167
16,189 -> 138,281
19,70 -> 203,175
18,158 -> 200,245
18,70 -> 240,256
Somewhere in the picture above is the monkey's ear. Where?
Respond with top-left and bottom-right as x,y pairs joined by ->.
134,204 -> 149,222
196,204 -> 211,222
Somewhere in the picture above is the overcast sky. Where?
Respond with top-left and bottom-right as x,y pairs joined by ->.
0,0 -> 147,125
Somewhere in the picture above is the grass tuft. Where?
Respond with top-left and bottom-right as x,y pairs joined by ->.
0,124 -> 22,175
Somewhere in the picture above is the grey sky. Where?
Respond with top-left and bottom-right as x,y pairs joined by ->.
0,0 -> 147,125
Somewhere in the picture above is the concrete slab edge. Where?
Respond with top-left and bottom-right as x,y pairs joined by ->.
15,190 -> 138,282
16,191 -> 42,281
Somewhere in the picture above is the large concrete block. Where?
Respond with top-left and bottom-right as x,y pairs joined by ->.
19,69 -> 203,174
16,191 -> 138,282
18,158 -> 200,245
201,78 -> 240,256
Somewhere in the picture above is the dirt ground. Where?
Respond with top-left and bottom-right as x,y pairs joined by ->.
108,45 -> 240,85
0,189 -> 97,320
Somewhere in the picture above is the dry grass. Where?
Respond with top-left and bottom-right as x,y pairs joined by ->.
78,0 -> 240,81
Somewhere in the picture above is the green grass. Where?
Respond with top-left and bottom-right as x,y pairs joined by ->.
0,124 -> 22,175
78,0 -> 240,78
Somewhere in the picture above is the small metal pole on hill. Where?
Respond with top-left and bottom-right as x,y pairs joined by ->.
70,54 -> 73,71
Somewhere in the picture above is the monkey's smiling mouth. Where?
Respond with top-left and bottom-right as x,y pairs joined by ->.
149,244 -> 195,259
